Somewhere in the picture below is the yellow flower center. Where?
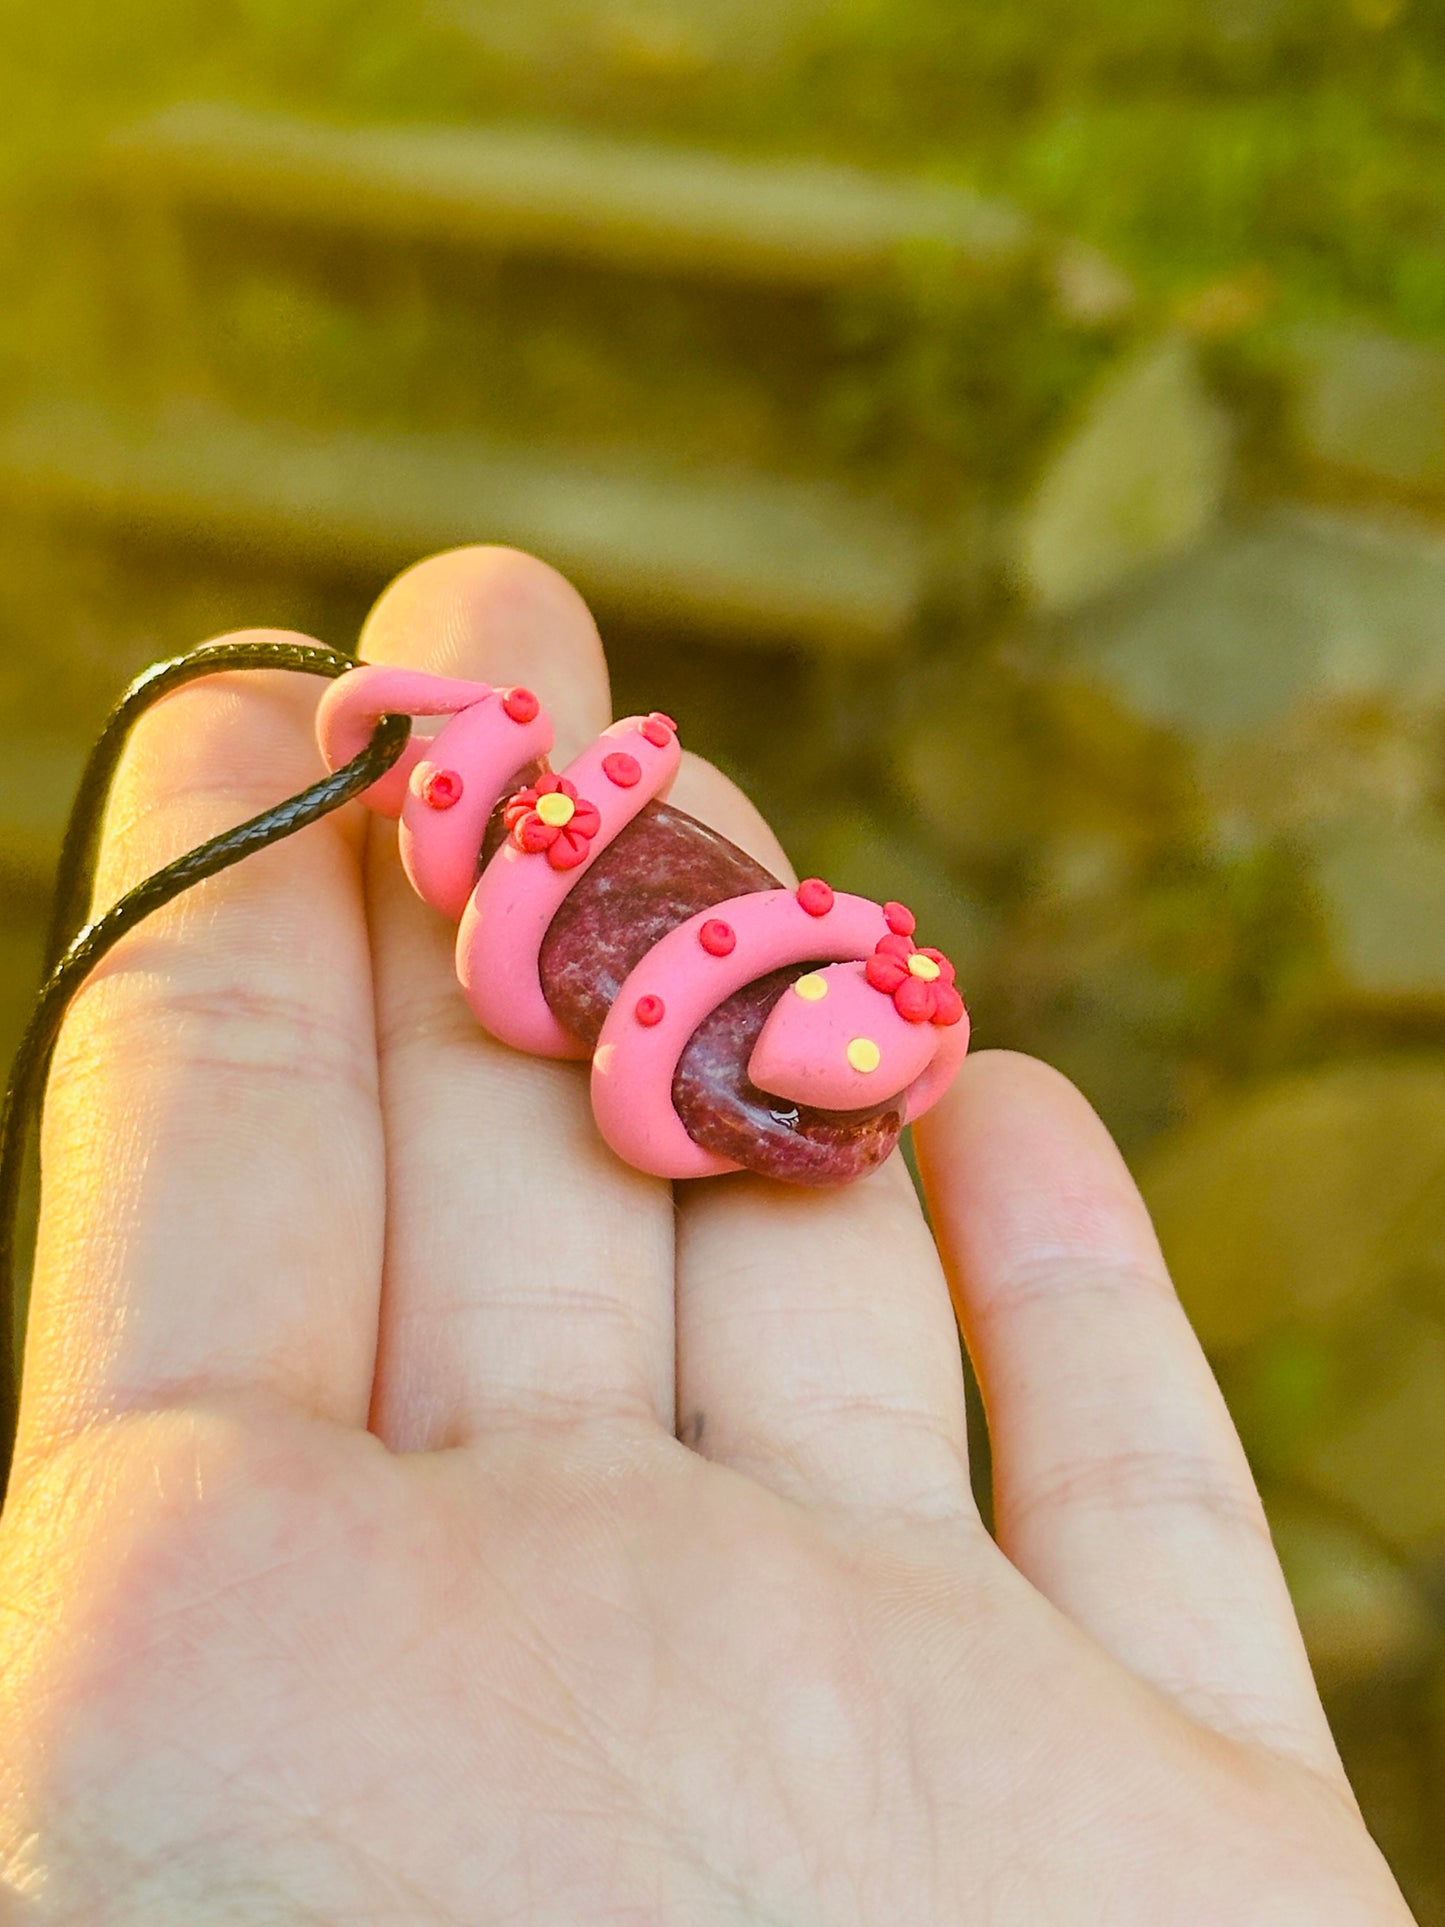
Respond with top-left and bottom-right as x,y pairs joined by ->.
536,791 -> 576,828
846,1037 -> 881,1074
907,953 -> 940,981
793,973 -> 829,1001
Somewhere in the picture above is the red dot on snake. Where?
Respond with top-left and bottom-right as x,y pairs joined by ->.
417,765 -> 463,810
699,919 -> 736,957
883,900 -> 916,937
503,687 -> 540,723
634,993 -> 666,1026
602,751 -> 642,788
796,878 -> 834,917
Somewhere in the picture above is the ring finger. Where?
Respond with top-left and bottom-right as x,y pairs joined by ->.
666,756 -> 979,1527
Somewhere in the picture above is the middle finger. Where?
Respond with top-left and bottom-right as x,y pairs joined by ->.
358,548 -> 676,1451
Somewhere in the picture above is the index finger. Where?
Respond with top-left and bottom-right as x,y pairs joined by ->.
13,635 -> 384,1483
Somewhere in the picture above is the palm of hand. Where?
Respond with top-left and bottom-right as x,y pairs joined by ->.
0,550 -> 1410,1924
5,1411 -> 1396,1923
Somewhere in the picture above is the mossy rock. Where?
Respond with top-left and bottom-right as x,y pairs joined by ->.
1267,1494 -> 1435,1694
1058,505 -> 1445,844
1307,815 -> 1445,1015
1280,323 -> 1445,503
1292,1313 -> 1445,1556
1140,1057 -> 1445,1356
1011,336 -> 1231,614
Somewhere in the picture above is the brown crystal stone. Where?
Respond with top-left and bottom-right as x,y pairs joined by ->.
539,801 -> 775,1038
478,784 -> 904,1184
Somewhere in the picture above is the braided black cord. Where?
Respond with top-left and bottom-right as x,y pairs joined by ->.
1,643 -> 410,1501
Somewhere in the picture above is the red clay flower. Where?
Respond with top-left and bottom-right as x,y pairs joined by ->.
864,932 -> 964,1026
504,774 -> 602,871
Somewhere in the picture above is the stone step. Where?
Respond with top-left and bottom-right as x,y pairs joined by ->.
0,397 -> 924,652
105,101 -> 1033,292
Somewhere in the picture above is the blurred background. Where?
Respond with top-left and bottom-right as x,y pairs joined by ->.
1,0 -> 1443,1907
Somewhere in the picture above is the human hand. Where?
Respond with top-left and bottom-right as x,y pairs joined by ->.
0,548 -> 1412,1923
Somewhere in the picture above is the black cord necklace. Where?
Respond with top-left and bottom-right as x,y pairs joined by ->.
0,641 -> 409,1502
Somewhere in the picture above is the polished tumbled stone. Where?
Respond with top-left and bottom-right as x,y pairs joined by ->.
538,799 -> 902,1184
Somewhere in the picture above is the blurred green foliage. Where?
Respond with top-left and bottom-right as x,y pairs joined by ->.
2,0 -> 1443,328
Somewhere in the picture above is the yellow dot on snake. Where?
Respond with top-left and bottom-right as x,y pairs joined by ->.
846,1037 -> 881,1073
536,792 -> 576,827
793,973 -> 828,1001
907,953 -> 940,981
